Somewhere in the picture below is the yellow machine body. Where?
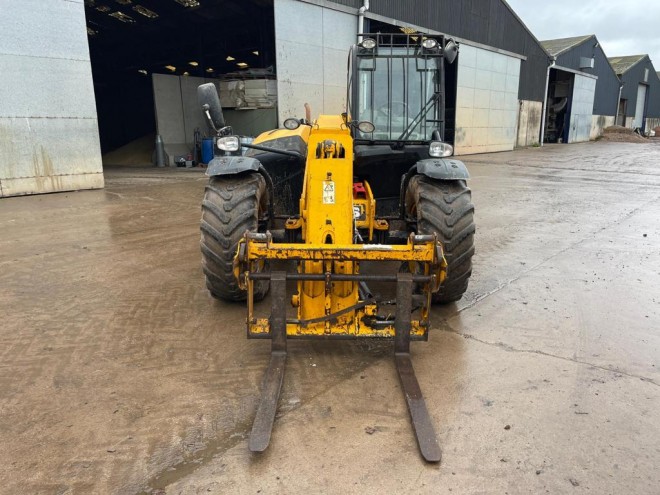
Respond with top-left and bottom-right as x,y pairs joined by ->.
236,115 -> 446,339
252,125 -> 311,146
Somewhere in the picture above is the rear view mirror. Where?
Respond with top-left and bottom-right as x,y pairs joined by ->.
444,40 -> 458,64
197,83 -> 225,133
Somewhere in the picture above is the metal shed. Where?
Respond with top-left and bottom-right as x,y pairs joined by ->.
315,0 -> 551,154
540,35 -> 621,143
608,55 -> 660,132
1,0 -> 551,197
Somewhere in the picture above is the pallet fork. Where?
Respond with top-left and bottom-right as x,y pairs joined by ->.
248,271 -> 440,462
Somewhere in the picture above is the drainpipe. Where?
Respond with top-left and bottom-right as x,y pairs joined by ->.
539,56 -> 556,146
615,82 -> 623,126
357,0 -> 369,43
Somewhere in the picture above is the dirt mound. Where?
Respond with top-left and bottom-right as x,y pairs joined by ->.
600,126 -> 648,143
603,125 -> 634,134
102,133 -> 155,167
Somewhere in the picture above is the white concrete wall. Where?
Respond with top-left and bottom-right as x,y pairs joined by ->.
153,74 -> 212,165
645,118 -> 660,132
590,115 -> 615,140
454,45 -> 521,155
567,74 -> 596,144
273,0 -> 356,123
516,100 -> 543,147
0,0 -> 103,197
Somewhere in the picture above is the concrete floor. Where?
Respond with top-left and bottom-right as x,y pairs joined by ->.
1,141 -> 659,494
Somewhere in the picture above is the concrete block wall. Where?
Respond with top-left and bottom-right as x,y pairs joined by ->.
646,118 -> 660,132
0,0 -> 104,197
516,100 -> 542,147
223,109 -> 278,138
273,0 -> 356,124
152,74 -> 212,165
454,45 -> 521,155
590,115 -> 615,140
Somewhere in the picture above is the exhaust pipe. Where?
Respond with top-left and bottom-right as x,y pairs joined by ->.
304,103 -> 311,122
357,0 -> 370,43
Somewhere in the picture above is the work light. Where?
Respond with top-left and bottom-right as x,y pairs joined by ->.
360,38 -> 377,50
217,136 -> 240,152
429,141 -> 453,157
421,38 -> 439,50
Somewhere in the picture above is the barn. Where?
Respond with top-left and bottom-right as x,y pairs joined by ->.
1,0 -> 552,197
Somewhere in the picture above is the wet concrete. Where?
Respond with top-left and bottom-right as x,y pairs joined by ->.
0,142 -> 659,494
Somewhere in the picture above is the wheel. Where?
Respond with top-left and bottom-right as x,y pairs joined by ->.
406,175 -> 475,304
200,173 -> 269,301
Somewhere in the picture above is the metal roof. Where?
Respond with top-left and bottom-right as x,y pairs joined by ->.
608,55 -> 647,75
541,35 -> 593,57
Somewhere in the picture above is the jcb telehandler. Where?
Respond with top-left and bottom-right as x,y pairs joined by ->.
198,33 -> 474,462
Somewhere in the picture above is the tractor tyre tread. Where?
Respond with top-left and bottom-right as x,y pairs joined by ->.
200,173 -> 269,302
407,175 -> 475,304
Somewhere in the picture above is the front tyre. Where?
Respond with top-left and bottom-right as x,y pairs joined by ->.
200,173 -> 269,301
406,176 -> 475,304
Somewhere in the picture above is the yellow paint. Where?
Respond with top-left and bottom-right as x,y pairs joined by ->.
298,115 -> 356,329
249,317 -> 428,339
252,125 -> 311,145
235,115 -> 447,339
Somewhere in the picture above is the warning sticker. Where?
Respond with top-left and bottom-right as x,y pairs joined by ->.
353,204 -> 366,220
322,180 -> 335,204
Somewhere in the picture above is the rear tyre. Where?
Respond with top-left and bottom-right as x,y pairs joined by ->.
200,173 -> 269,302
406,175 -> 475,304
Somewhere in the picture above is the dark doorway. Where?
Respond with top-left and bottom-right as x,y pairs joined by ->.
617,99 -> 628,126
544,69 -> 574,143
85,0 -> 275,161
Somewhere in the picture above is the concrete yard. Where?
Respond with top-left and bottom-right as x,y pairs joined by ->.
1,141 -> 659,494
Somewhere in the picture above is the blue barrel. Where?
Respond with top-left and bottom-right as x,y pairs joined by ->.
202,138 -> 214,164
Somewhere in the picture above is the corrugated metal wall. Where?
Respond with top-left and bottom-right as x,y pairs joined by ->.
0,0 -> 104,197
649,71 -> 660,119
329,0 -> 549,102
567,74 -> 597,143
620,57 -> 660,118
274,0 -> 357,123
556,40 -> 620,116
454,45 -> 521,154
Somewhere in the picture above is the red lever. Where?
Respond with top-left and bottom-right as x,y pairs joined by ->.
353,182 -> 367,198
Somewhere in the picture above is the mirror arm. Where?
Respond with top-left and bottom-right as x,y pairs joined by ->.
203,105 -> 219,134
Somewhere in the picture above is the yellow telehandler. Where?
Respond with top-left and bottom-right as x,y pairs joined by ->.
198,33 -> 474,462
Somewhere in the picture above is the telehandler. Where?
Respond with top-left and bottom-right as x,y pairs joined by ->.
198,33 -> 474,462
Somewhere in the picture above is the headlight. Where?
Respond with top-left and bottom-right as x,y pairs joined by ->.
217,136 -> 240,152
360,38 -> 376,50
283,118 -> 301,130
357,121 -> 375,133
429,141 -> 453,157
421,38 -> 439,50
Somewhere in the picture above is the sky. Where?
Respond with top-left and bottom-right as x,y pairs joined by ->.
506,0 -> 660,68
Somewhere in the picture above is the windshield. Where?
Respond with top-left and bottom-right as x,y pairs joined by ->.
355,48 -> 439,141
